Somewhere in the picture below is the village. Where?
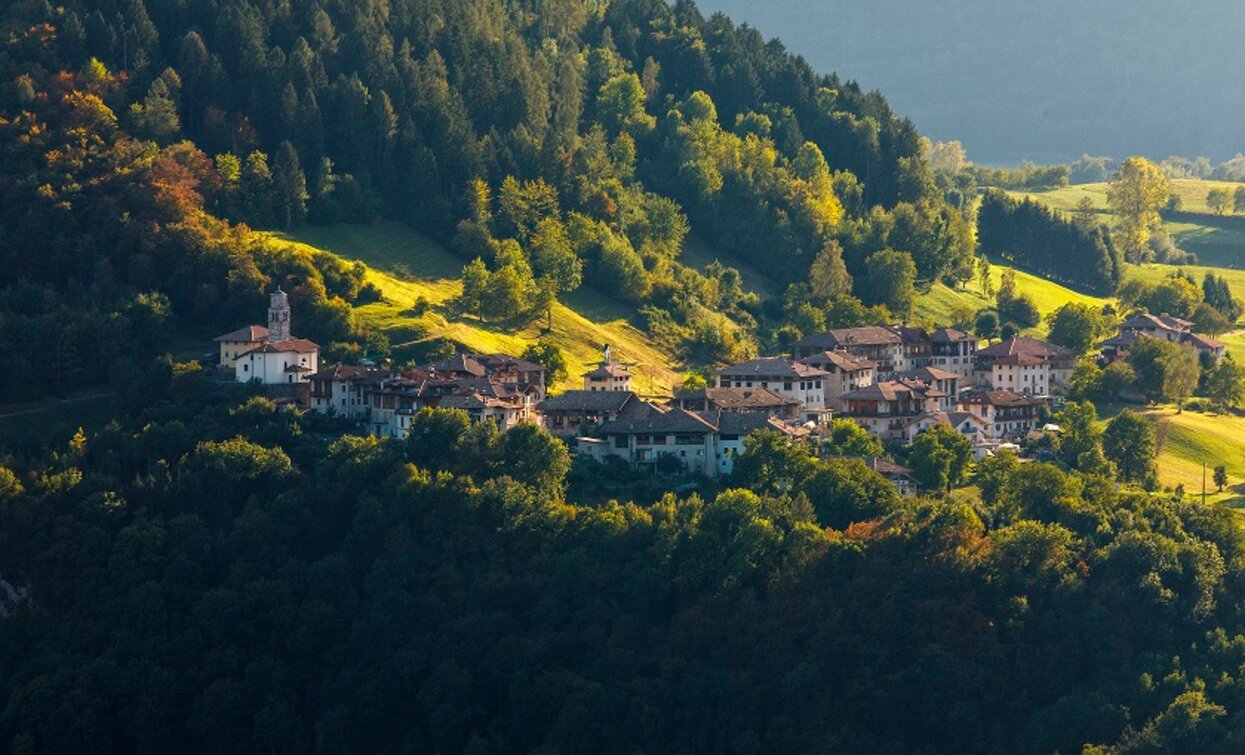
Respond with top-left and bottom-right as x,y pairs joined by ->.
215,288 -> 1227,494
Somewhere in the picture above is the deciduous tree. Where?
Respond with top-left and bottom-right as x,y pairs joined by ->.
1108,157 -> 1170,262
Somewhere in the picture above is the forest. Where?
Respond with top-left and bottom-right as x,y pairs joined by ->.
6,365 -> 1245,753
0,0 -> 991,396
6,1 -> 1245,753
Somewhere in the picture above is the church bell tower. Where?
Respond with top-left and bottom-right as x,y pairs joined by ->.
268,287 -> 291,341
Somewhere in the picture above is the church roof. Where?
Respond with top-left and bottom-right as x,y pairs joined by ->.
214,325 -> 269,342
584,363 -> 632,379
241,338 -> 320,355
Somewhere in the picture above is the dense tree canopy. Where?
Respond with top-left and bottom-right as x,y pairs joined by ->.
4,375 -> 1245,753
977,190 -> 1122,295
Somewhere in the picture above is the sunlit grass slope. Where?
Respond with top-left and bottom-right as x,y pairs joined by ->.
273,223 -> 682,394
914,263 -> 1112,337
1014,179 -> 1245,268
1138,406 -> 1245,508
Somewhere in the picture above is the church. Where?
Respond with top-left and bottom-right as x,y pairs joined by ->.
214,288 -> 320,384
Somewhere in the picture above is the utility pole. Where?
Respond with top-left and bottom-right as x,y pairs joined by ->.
1203,461 -> 1207,505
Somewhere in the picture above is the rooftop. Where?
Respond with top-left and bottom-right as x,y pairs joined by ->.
798,350 -> 876,372
538,390 -> 637,413
842,380 -> 945,402
794,326 -> 903,349
240,338 -> 320,355
584,362 -> 632,379
674,386 -> 801,409
596,406 -> 717,435
717,358 -> 831,379
1119,313 -> 1193,332
214,324 -> 269,343
896,366 -> 961,382
929,327 -> 976,343
977,336 -> 1071,360
958,389 -> 1043,407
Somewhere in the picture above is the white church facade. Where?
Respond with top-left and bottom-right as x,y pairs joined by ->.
215,288 -> 320,384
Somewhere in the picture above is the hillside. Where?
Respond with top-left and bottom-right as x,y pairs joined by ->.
291,222 -> 1111,374
1139,407 -> 1245,508
277,224 -> 682,393
1013,179 -> 1245,268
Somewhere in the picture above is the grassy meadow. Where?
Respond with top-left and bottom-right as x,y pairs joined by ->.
1137,407 -> 1245,508
1013,178 -> 1245,269
273,224 -> 682,394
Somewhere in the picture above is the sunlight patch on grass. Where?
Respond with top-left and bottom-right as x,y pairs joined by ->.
274,223 -> 683,393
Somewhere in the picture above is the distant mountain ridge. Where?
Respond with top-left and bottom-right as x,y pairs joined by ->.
699,0 -> 1245,165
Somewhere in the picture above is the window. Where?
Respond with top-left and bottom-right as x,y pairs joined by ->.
243,364 -> 248,372
784,381 -> 793,391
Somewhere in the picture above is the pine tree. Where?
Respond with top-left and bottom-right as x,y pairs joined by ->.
273,141 -> 308,230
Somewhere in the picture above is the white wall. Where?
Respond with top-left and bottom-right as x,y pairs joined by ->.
235,349 -> 319,385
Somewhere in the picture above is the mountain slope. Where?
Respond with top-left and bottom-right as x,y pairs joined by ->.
1012,179 -> 1245,268
276,224 -> 682,392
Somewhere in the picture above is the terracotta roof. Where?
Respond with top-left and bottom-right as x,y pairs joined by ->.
538,390 -> 636,413
717,358 -> 830,379
1120,314 -> 1192,332
284,364 -> 312,372
596,406 -> 717,435
798,350 -> 876,372
842,380 -> 943,402
977,337 -> 1071,360
795,326 -> 902,349
439,392 -> 524,410
240,338 -> 319,355
957,390 -> 1043,407
929,328 -> 976,343
475,354 -> 546,373
862,457 -> 913,477
310,364 -> 394,382
214,325 -> 268,342
712,411 -> 805,437
896,366 -> 961,382
1185,333 -> 1225,350
947,411 -> 988,429
901,410 -> 986,430
1100,332 -> 1142,348
426,353 -> 487,377
887,325 -> 931,345
993,352 -> 1047,366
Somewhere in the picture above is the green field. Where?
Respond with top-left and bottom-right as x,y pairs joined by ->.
274,224 -> 683,394
1014,178 -> 1245,269
1136,407 -> 1245,508
914,262 -> 1111,337
1124,261 -> 1245,306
